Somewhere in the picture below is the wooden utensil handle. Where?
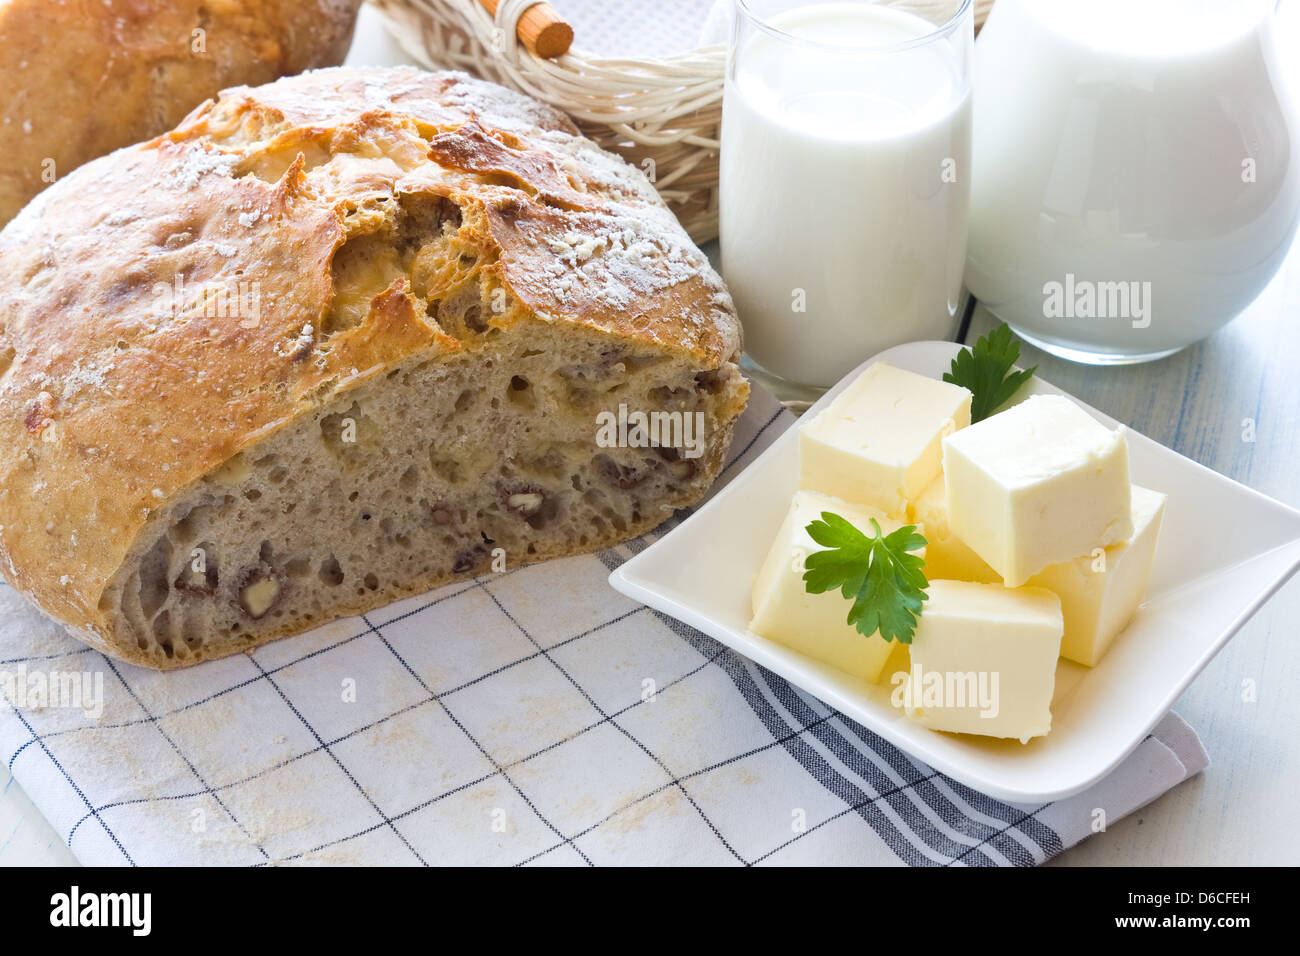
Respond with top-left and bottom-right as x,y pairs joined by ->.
478,0 -> 574,59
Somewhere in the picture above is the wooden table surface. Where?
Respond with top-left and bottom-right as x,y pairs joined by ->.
3,3 -> 1298,867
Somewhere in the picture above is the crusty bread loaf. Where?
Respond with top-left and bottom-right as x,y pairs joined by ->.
0,0 -> 362,224
0,66 -> 748,669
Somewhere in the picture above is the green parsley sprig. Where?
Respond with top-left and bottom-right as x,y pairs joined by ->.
943,322 -> 1037,423
802,513 -> 929,644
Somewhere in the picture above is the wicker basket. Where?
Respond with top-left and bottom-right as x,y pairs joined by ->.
370,0 -> 994,242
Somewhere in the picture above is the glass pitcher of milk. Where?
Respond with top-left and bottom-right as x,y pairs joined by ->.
967,0 -> 1300,364
720,0 -> 974,396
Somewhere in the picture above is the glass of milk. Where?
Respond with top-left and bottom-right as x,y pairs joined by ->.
720,0 -> 974,397
967,0 -> 1300,364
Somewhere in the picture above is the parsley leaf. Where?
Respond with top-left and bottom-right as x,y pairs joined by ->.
802,513 -> 929,644
943,322 -> 1037,423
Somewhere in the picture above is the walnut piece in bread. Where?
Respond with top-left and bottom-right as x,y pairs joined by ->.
0,67 -> 748,669
0,0 -> 362,224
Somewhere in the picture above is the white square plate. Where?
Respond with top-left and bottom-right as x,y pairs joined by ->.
609,340 -> 1300,802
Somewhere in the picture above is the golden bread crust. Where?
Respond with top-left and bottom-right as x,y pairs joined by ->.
0,66 -> 744,652
0,0 -> 363,223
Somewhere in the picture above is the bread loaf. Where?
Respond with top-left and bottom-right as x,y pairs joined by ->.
0,0 -> 363,224
0,67 -> 748,669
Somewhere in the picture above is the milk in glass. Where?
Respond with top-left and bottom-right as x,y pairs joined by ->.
721,2 -> 972,388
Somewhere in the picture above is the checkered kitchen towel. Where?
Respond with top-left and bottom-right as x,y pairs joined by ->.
0,385 -> 1207,866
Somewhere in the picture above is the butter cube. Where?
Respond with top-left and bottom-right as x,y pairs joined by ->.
907,473 -> 999,584
800,362 -> 972,516
751,490 -> 911,683
942,395 -> 1133,586
1027,485 -> 1166,666
880,639 -> 912,686
900,580 -> 1063,743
